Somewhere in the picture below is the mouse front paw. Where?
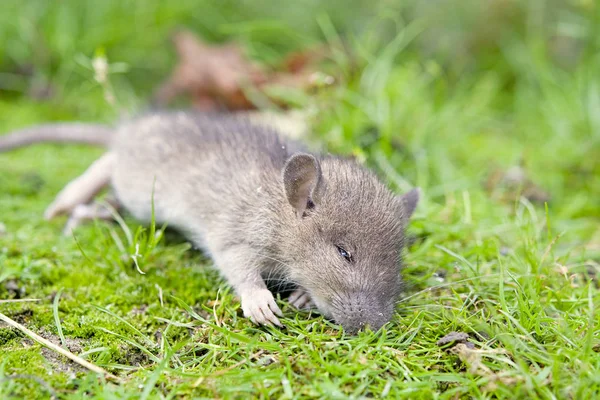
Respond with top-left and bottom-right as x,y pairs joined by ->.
241,288 -> 283,327
288,287 -> 315,310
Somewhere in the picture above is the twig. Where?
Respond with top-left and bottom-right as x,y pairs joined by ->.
0,299 -> 41,304
0,311 -> 121,383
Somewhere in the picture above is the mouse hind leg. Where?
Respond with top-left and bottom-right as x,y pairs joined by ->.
44,152 -> 115,220
44,152 -> 121,234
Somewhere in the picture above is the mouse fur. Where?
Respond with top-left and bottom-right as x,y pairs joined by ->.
0,111 -> 419,333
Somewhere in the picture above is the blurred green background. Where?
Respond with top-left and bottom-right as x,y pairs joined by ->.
1,0 -> 598,189
2,0 -> 597,236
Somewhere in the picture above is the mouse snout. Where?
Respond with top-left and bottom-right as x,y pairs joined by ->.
332,292 -> 394,334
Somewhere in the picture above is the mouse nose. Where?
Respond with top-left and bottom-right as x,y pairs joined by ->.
333,293 -> 393,334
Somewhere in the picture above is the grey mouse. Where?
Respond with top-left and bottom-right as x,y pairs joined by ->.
0,111 -> 420,333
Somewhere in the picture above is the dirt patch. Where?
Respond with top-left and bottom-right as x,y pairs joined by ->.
39,347 -> 87,375
129,304 -> 148,316
117,344 -> 151,367
1,308 -> 33,326
23,330 -> 88,375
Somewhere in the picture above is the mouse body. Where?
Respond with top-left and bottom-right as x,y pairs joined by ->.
0,111 -> 419,332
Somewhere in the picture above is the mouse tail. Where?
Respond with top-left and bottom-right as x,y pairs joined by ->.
0,123 -> 114,152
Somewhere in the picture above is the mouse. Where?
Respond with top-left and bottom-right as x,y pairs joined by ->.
0,111 -> 420,333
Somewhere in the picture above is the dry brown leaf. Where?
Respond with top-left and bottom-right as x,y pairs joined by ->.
485,162 -> 551,204
444,341 -> 523,391
281,46 -> 330,73
153,30 -> 333,111
437,331 -> 472,348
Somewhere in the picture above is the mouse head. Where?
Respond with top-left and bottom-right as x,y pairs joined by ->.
281,153 -> 419,334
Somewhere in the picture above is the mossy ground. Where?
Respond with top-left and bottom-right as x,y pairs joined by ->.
1,1 -> 599,398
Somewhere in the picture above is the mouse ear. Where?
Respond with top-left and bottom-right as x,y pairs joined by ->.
282,153 -> 323,218
398,187 -> 420,220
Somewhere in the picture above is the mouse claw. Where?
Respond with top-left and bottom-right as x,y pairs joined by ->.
241,288 -> 283,327
288,288 -> 315,310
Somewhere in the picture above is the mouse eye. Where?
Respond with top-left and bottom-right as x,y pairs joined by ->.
336,245 -> 353,263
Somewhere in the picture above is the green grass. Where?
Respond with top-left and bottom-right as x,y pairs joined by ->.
1,0 -> 599,398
